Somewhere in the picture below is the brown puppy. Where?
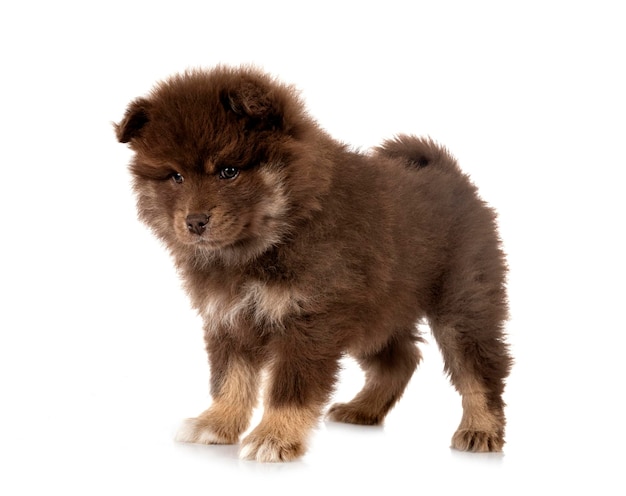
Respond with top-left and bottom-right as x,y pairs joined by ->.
116,66 -> 511,462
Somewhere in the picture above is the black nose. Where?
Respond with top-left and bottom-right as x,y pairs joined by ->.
186,213 -> 210,235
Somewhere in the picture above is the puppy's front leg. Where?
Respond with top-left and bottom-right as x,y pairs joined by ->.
240,332 -> 340,462
176,331 -> 262,445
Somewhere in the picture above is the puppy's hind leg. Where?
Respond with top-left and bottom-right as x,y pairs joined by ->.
327,330 -> 421,425
431,300 -> 512,452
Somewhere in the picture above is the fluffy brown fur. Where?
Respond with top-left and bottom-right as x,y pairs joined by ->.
116,65 -> 512,462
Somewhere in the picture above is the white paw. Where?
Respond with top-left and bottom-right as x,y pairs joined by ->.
174,418 -> 228,445
239,436 -> 304,462
238,441 -> 257,461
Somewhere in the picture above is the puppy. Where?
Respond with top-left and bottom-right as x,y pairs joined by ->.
116,66 -> 511,462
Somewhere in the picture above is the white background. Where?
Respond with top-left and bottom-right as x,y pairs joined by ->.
1,1 -> 624,494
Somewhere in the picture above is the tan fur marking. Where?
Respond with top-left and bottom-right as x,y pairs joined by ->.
248,282 -> 304,326
175,359 -> 259,445
240,406 -> 319,462
258,166 -> 288,219
451,377 -> 503,452
203,283 -> 305,333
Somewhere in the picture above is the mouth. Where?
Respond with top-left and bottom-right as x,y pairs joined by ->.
179,229 -> 242,252
181,233 -> 220,247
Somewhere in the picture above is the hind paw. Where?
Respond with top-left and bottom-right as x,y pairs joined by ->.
451,428 -> 504,452
326,402 -> 383,425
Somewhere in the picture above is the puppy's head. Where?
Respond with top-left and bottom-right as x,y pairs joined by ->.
116,66 -> 330,265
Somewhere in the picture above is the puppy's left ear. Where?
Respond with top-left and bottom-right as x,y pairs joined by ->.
221,79 -> 284,131
115,97 -> 150,143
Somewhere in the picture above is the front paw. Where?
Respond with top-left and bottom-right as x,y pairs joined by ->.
238,407 -> 317,462
451,428 -> 504,452
240,432 -> 305,462
175,417 -> 238,445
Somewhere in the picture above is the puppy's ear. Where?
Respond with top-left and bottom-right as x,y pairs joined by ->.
115,97 -> 150,143
221,79 -> 284,130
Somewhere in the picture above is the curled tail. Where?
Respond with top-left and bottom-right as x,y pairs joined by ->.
374,135 -> 459,171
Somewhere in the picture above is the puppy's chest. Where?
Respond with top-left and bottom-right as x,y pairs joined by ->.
200,280 -> 307,333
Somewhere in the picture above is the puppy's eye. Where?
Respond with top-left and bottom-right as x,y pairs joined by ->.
170,172 -> 184,184
218,167 -> 240,180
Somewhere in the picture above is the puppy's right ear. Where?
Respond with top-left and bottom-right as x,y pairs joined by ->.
115,98 -> 150,143
220,79 -> 285,131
